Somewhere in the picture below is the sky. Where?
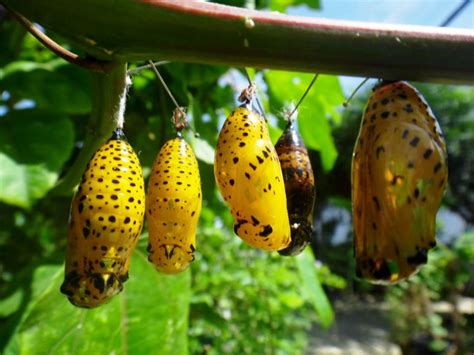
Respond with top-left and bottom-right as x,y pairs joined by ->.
288,0 -> 474,28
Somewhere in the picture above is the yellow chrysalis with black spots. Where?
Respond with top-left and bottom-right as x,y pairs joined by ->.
146,137 -> 202,274
61,129 -> 145,308
352,81 -> 448,284
215,106 -> 291,251
275,120 -> 315,256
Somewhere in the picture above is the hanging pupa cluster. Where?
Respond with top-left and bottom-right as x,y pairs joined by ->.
61,71 -> 449,309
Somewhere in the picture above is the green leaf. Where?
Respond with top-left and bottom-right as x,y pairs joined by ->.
264,71 -> 343,171
0,60 -> 90,114
186,134 -> 215,165
0,109 -> 74,208
4,250 -> 190,355
267,0 -> 320,12
296,249 -> 334,328
0,289 -> 23,318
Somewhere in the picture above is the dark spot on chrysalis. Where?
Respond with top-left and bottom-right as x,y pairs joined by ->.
407,249 -> 428,265
229,179 -> 235,186
78,203 -> 84,213
423,149 -> 433,159
239,142 -> 246,147
375,146 -> 385,159
249,163 -> 257,170
409,137 -> 420,147
233,157 -> 239,164
257,156 -> 264,164
93,275 -> 106,293
438,179 -> 445,188
372,260 -> 392,280
381,111 -> 390,119
402,129 -> 409,139
381,98 -> 389,105
259,224 -> 273,237
124,217 -> 131,224
407,161 -> 415,169
414,188 -> 420,198
109,216 -> 116,223
403,104 -> 414,113
372,196 -> 381,211
234,219 -> 247,234
434,162 -> 442,173
251,216 -> 260,226
96,194 -> 104,199
83,227 -> 90,238
245,172 -> 251,179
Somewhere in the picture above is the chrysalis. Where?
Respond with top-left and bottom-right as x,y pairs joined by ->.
276,120 -> 315,256
352,81 -> 448,284
215,93 -> 291,251
61,129 -> 145,308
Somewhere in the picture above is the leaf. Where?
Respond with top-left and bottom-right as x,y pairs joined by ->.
186,133 -> 215,165
3,250 -> 190,355
0,109 -> 74,208
0,60 -> 90,114
296,249 -> 334,329
267,0 -> 320,12
264,71 -> 343,171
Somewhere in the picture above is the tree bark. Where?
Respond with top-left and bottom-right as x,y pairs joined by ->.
3,0 -> 474,84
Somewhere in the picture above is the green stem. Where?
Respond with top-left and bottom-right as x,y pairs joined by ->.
2,0 -> 473,84
49,61 -> 128,196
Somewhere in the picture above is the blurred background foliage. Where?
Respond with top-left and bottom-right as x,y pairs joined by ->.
0,0 -> 473,354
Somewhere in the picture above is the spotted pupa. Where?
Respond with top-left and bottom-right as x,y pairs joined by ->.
61,129 -> 146,308
352,80 -> 448,284
146,111 -> 202,274
214,88 -> 291,251
275,120 -> 315,256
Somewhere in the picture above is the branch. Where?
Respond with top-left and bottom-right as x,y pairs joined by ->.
49,62 -> 128,196
2,0 -> 474,84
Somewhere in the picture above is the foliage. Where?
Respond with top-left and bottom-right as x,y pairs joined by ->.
0,247 -> 190,355
386,232 -> 474,354
189,208 -> 336,354
211,0 -> 320,12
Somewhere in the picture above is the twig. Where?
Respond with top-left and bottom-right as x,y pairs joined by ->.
5,5 -> 112,72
